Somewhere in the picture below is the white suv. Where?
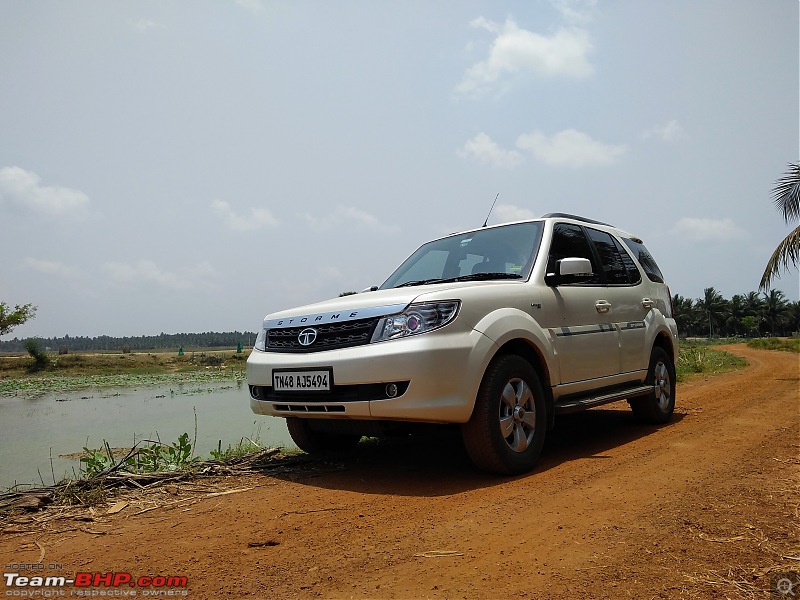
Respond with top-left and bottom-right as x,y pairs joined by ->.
247,214 -> 679,474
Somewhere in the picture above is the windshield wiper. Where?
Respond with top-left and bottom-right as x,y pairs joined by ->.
455,272 -> 523,281
394,273 -> 522,288
394,278 -> 451,288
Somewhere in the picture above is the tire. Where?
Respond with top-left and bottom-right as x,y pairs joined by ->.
461,354 -> 547,475
285,418 -> 362,453
629,346 -> 676,424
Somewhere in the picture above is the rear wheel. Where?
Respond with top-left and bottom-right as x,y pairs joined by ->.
285,418 -> 362,453
461,355 -> 546,475
629,346 -> 675,423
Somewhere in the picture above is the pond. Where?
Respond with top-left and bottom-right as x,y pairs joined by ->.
0,380 -> 296,489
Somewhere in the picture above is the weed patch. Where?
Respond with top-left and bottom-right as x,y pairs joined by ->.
746,337 -> 800,353
676,346 -> 748,382
210,424 -> 264,461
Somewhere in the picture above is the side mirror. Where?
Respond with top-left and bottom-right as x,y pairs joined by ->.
545,257 -> 594,286
360,286 -> 379,293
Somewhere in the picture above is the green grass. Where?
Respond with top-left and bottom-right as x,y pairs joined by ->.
0,370 -> 245,398
0,350 -> 247,397
746,337 -> 800,353
210,431 -> 265,461
675,346 -> 748,382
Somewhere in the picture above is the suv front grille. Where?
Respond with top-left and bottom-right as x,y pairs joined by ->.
266,317 -> 379,353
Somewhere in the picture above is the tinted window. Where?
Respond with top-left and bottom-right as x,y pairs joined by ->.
547,223 -> 601,284
623,238 -> 664,283
585,227 -> 630,285
614,237 -> 642,284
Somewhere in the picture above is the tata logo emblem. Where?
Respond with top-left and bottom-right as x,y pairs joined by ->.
297,328 -> 318,346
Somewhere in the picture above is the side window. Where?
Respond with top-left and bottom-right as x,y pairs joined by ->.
585,227 -> 632,285
622,238 -> 664,283
547,224 -> 601,284
614,237 -> 642,284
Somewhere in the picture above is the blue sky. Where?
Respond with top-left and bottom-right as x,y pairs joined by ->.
1,0 -> 798,338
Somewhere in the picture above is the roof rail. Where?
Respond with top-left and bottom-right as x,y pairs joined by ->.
540,213 -> 613,227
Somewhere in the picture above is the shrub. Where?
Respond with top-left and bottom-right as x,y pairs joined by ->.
200,354 -> 224,366
24,338 -> 50,372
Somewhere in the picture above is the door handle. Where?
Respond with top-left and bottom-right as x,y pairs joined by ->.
641,298 -> 655,309
595,300 -> 611,313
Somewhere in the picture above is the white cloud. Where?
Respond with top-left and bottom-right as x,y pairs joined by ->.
458,133 -> 524,168
234,0 -> 265,14
456,17 -> 593,97
24,258 -> 83,280
211,199 -> 278,231
516,129 -> 626,167
493,204 -> 538,222
0,166 -> 90,217
469,16 -> 501,34
551,0 -> 598,26
640,119 -> 689,143
132,19 -> 165,32
300,204 -> 396,233
672,217 -> 748,243
102,260 -> 216,291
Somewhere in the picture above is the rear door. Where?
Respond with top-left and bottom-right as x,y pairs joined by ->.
583,227 -> 649,374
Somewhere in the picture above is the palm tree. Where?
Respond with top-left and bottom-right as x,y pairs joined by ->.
762,289 -> 791,335
672,294 -> 701,337
742,290 -> 766,335
725,294 -> 747,336
761,162 -> 800,290
696,287 -> 728,338
788,301 -> 800,334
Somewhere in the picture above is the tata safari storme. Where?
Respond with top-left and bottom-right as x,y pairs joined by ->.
247,214 -> 679,474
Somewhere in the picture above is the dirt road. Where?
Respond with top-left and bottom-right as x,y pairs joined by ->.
2,345 -> 798,599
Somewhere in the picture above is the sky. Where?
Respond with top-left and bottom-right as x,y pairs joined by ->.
1,0 -> 798,339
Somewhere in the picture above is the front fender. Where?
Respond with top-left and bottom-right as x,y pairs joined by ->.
472,308 -> 558,384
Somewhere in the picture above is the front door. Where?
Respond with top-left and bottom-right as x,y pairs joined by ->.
538,223 -> 620,384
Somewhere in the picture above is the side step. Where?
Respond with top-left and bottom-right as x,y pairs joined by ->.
554,385 -> 653,415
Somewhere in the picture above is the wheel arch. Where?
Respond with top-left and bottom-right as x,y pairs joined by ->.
471,307 -> 557,430
652,329 -> 676,363
487,337 -> 556,431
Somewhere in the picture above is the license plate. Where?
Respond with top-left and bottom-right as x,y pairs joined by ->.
273,369 -> 331,392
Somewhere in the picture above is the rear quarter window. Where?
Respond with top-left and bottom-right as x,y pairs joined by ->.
622,238 -> 664,283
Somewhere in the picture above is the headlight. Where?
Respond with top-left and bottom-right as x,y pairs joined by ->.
254,329 -> 267,351
371,301 -> 460,343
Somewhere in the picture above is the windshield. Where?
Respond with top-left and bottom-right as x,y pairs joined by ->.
381,221 -> 544,289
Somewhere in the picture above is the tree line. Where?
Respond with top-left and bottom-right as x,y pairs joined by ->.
0,331 -> 258,353
673,288 -> 799,338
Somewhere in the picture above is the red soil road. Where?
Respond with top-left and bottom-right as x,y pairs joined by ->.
1,345 -> 798,599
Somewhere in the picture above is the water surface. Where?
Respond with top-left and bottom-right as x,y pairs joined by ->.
0,380 -> 295,489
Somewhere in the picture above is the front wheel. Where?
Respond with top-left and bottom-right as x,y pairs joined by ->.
629,346 -> 676,424
461,355 -> 547,475
285,418 -> 362,453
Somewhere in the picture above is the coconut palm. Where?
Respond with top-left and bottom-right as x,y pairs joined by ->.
742,290 -> 766,335
788,301 -> 800,334
672,294 -> 701,337
762,289 -> 791,335
725,294 -> 747,336
696,287 -> 729,338
760,162 -> 800,290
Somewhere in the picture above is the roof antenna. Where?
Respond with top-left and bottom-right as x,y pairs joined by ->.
482,193 -> 499,227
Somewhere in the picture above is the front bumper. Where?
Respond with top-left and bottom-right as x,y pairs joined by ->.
246,328 -> 495,424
